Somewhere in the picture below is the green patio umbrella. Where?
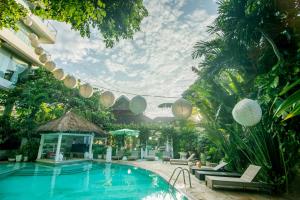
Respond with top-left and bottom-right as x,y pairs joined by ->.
110,129 -> 140,137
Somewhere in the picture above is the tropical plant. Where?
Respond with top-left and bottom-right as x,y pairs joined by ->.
0,0 -> 148,47
184,0 -> 300,193
0,68 -> 114,146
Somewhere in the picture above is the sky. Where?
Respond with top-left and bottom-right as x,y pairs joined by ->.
44,0 -> 217,118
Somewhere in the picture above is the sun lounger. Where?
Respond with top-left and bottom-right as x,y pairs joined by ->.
196,170 -> 241,181
170,153 -> 195,165
144,150 -> 156,161
128,150 -> 139,161
112,150 -> 124,160
206,164 -> 272,193
190,162 -> 228,174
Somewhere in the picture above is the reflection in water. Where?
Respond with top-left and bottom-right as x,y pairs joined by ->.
104,163 -> 112,186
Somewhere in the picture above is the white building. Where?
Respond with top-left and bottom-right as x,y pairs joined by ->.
0,0 -> 56,90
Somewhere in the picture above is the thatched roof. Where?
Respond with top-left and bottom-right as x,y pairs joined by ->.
112,110 -> 152,124
37,111 -> 106,136
111,96 -> 152,124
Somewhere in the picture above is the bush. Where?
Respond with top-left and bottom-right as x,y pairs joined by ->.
21,139 -> 39,161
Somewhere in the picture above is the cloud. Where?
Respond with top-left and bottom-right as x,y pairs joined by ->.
44,0 -> 217,118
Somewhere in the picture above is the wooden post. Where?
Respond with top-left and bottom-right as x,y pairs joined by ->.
37,134 -> 45,159
55,134 -> 62,162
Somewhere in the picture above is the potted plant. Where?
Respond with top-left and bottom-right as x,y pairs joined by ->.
7,150 -> 16,162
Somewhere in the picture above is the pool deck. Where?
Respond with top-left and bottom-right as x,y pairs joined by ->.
108,160 -> 290,200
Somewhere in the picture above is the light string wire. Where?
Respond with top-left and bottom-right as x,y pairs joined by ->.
78,79 -> 181,99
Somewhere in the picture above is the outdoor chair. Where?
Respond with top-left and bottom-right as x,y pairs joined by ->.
112,150 -> 124,160
144,150 -> 156,161
170,153 -> 195,165
195,170 -> 241,181
191,161 -> 228,174
205,164 -> 272,193
128,150 -> 139,161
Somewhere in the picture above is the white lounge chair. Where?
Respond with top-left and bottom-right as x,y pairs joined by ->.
200,161 -> 228,171
144,150 -> 156,161
190,161 -> 228,175
112,150 -> 124,160
206,164 -> 272,193
128,150 -> 139,161
170,153 -> 195,165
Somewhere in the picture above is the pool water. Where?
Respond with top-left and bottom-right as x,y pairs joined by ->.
0,162 -> 187,200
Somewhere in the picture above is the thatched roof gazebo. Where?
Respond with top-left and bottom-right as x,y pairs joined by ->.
37,111 -> 106,136
36,111 -> 107,164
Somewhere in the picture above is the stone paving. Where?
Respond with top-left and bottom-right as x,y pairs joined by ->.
117,160 -> 290,200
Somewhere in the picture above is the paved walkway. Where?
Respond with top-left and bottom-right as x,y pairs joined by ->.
116,160 -> 288,200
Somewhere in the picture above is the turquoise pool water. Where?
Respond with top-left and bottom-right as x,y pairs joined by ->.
0,162 -> 187,200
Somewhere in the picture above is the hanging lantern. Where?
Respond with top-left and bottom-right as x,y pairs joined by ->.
34,47 -> 44,55
232,98 -> 262,126
44,61 -> 56,71
52,68 -> 64,80
79,83 -> 93,98
39,53 -> 49,63
28,33 -> 38,41
100,91 -> 115,108
63,75 -> 77,89
129,95 -> 147,115
31,40 -> 39,48
172,98 -> 192,119
23,16 -> 33,26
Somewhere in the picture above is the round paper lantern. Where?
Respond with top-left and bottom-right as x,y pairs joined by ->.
100,91 -> 115,108
28,33 -> 38,41
52,68 -> 64,80
172,98 -> 192,119
31,40 -> 39,48
23,16 -> 33,26
63,75 -> 77,88
129,95 -> 147,115
79,83 -> 93,98
232,98 -> 262,126
44,61 -> 56,71
39,53 -> 50,63
34,47 -> 44,55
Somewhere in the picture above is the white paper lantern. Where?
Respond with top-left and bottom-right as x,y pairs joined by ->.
100,91 -> 115,108
28,33 -> 38,41
79,83 -> 93,98
172,98 -> 192,119
31,40 -> 39,48
63,75 -> 77,88
39,53 -> 50,63
232,98 -> 262,126
129,95 -> 147,115
52,68 -> 65,80
44,61 -> 56,71
34,47 -> 44,55
23,16 -> 33,26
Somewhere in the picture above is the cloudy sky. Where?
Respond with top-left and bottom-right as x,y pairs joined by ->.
44,0 -> 217,118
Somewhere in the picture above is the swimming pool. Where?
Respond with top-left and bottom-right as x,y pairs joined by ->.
0,162 -> 187,200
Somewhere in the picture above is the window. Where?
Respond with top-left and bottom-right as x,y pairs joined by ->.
0,48 -> 29,84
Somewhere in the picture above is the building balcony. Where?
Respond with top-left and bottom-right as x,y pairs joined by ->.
0,29 -> 43,66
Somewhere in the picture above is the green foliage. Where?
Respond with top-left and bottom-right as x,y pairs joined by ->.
0,0 -> 27,31
185,0 -> 300,192
0,0 -> 148,47
0,68 -> 114,144
20,139 -> 39,161
275,79 -> 300,120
